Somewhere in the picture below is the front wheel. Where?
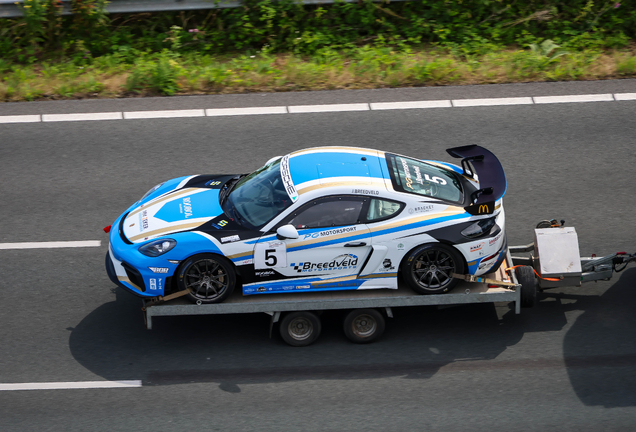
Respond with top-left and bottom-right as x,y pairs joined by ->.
402,243 -> 464,294
176,254 -> 236,304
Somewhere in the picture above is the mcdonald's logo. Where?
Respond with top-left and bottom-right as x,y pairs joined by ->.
465,201 -> 494,215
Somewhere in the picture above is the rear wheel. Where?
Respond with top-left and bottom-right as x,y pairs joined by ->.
402,244 -> 464,294
279,311 -> 321,347
177,254 -> 235,304
343,309 -> 385,344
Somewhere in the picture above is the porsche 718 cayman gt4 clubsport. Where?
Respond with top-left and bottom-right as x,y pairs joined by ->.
105,145 -> 507,304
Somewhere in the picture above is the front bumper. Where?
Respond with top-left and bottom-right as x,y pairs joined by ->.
106,214 -> 178,298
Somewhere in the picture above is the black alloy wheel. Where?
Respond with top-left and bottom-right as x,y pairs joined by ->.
402,243 -> 464,294
177,254 -> 236,304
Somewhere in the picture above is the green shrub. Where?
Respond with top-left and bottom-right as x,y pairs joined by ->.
1,0 -> 634,63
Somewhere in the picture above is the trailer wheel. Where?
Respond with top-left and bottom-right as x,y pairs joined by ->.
402,243 -> 464,294
343,309 -> 385,344
279,312 -> 321,347
516,266 -> 537,308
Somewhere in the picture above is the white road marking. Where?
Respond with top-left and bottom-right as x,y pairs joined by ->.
370,100 -> 451,110
123,109 -> 205,119
452,97 -> 534,107
614,93 -> 636,101
42,112 -> 123,122
0,240 -> 101,250
1,93 -> 634,124
0,115 -> 41,124
0,380 -> 142,391
206,106 -> 287,116
288,103 -> 370,113
533,94 -> 614,104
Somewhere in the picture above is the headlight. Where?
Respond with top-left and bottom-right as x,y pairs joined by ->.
461,217 -> 497,239
139,239 -> 176,257
139,182 -> 165,202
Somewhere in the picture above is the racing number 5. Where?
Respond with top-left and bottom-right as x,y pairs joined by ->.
265,249 -> 277,267
254,241 -> 286,269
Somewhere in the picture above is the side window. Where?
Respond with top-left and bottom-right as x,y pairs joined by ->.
288,198 -> 364,229
366,198 -> 403,222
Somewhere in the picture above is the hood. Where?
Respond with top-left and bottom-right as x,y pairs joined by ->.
123,188 -> 224,243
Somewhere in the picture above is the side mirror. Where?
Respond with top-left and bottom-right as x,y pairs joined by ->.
276,224 -> 299,240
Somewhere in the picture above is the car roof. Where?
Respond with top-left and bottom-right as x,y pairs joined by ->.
286,147 -> 390,191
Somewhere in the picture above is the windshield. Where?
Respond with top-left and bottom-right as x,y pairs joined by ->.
225,158 -> 293,229
386,154 -> 463,203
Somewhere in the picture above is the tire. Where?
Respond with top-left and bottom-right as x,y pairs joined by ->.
516,265 -> 537,308
402,243 -> 464,294
176,254 -> 236,304
343,309 -> 385,344
279,311 -> 321,347
536,220 -> 554,229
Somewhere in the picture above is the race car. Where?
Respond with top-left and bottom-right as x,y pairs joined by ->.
105,145 -> 507,304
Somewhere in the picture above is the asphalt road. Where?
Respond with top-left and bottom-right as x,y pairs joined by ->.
1,80 -> 636,431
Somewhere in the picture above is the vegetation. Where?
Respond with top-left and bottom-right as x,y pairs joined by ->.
0,0 -> 634,101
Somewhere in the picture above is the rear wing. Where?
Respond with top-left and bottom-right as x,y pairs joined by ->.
446,145 -> 507,212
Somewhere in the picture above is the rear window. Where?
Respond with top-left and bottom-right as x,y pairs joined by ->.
386,154 -> 463,203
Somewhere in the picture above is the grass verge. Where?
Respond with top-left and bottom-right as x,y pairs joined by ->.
1,44 -> 635,102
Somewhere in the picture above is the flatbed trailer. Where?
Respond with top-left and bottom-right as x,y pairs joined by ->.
140,225 -> 636,346
142,250 -> 523,346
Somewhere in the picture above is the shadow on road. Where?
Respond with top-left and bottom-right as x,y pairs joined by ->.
560,268 -> 636,408
68,280 -> 582,392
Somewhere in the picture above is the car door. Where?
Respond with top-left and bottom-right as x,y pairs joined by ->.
249,196 -> 372,293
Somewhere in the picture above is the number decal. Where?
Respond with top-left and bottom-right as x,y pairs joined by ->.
265,249 -> 278,267
254,241 -> 287,269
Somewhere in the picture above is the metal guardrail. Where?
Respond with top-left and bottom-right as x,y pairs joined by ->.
1,0 -> 407,19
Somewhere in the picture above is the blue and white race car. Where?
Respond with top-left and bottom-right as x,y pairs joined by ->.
105,145 -> 507,304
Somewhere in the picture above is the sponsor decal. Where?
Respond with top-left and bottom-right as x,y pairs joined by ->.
296,285 -> 311,289
489,233 -> 502,246
149,278 -> 157,290
221,235 -> 240,243
413,165 -> 424,185
470,243 -> 485,253
257,287 -> 266,292
290,254 -> 358,273
478,204 -> 490,214
397,243 -> 405,250
400,157 -> 448,189
205,180 -> 222,186
212,219 -> 228,230
408,204 -> 434,215
255,270 -> 275,277
280,155 -> 298,202
281,286 -> 294,290
381,258 -> 396,271
478,253 -> 499,270
478,260 -> 493,270
400,158 -> 414,189
148,267 -> 169,273
179,197 -> 193,218
139,210 -> 149,231
352,189 -> 380,195
302,226 -> 357,239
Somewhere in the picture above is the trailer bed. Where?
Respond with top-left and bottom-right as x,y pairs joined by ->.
143,253 -> 520,329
